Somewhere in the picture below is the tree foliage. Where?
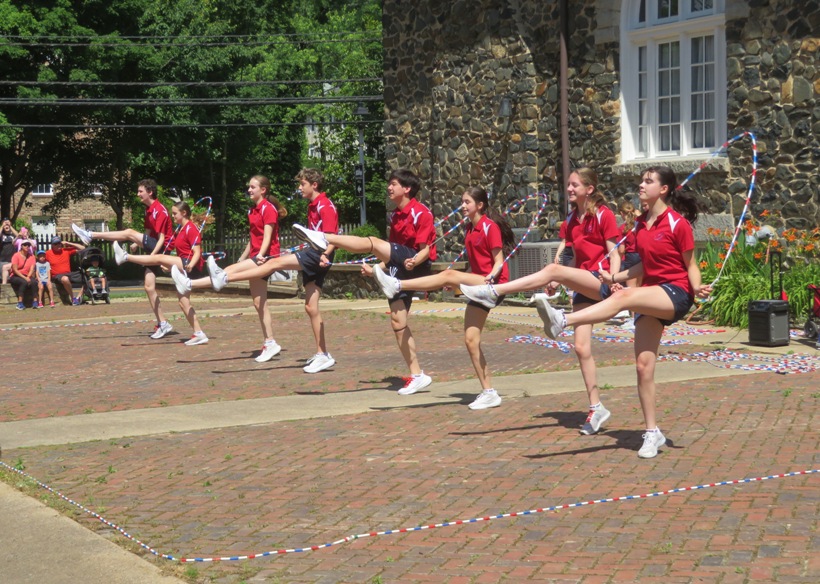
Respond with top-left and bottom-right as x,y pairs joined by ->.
0,0 -> 383,238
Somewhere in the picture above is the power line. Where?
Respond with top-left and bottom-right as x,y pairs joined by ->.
3,32 -> 377,40
0,77 -> 382,87
2,37 -> 381,48
4,119 -> 383,129
0,95 -> 383,107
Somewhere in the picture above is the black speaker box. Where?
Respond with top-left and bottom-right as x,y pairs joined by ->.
748,299 -> 790,347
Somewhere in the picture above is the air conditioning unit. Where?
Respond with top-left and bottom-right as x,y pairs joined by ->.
508,241 -> 561,294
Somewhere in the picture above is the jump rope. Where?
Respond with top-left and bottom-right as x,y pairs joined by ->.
0,459 -> 814,562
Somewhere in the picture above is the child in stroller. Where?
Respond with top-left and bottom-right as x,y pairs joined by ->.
79,247 -> 110,304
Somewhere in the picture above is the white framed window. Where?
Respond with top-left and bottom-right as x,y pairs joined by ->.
83,220 -> 107,232
32,183 -> 54,197
621,0 -> 726,161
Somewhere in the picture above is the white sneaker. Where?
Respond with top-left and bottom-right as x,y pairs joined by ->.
638,428 -> 667,459
398,373 -> 432,395
373,264 -> 401,299
113,241 -> 128,265
292,223 -> 328,252
614,309 -> 630,319
303,352 -> 336,373
468,389 -> 502,410
71,223 -> 92,245
255,340 -> 281,363
184,332 -> 209,346
459,284 -> 499,309
534,295 -> 565,340
580,404 -> 611,435
150,321 -> 173,339
170,264 -> 192,295
207,255 -> 228,291
620,318 -> 635,331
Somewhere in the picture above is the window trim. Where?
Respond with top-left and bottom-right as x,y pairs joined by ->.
620,1 -> 726,162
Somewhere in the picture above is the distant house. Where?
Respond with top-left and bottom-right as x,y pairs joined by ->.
381,0 -> 819,235
14,183 -> 116,240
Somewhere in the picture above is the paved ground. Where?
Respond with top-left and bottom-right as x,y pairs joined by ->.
0,291 -> 818,583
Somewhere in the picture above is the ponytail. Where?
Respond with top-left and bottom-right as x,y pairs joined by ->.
643,166 -> 701,224
252,174 -> 288,218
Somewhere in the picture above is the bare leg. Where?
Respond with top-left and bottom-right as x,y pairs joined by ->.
399,269 -> 486,292
390,298 -> 421,375
126,254 -> 183,271
249,276 -> 274,341
143,269 -> 166,324
571,310 -> 601,406
565,286 -> 676,328
493,264 -> 605,300
325,234 -> 393,263
464,304 -> 491,389
178,294 -> 203,334
303,282 -> 327,354
187,257 -> 266,289
220,255 -> 301,285
1,264 -> 9,284
38,283 -> 44,305
58,274 -> 74,298
88,229 -> 145,247
634,316 -> 665,429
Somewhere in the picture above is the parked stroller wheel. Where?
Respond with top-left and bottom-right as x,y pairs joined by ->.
804,319 -> 818,340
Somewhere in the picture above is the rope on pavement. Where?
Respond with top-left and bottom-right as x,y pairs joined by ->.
0,461 -> 815,562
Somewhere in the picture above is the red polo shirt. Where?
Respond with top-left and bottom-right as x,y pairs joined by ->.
635,208 -> 694,296
145,199 -> 173,241
389,198 -> 437,261
307,192 -> 338,234
248,198 -> 279,257
464,215 -> 508,283
174,222 -> 204,271
566,205 -> 620,271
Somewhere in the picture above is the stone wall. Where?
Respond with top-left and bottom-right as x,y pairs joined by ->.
383,0 -> 819,233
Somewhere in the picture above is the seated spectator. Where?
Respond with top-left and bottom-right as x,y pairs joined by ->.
46,236 -> 85,305
84,258 -> 107,293
1,219 -> 19,285
10,240 -> 37,309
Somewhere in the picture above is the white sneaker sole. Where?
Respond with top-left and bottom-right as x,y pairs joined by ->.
303,358 -> 336,373
579,409 -> 611,435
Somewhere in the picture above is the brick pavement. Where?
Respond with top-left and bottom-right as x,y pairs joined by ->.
1,297 -> 818,583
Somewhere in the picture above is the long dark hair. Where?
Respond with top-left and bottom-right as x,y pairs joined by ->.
252,174 -> 288,218
643,166 -> 700,224
464,186 -> 515,257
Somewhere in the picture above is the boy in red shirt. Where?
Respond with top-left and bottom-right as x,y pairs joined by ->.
45,236 -> 85,305
292,168 -> 436,395
72,179 -> 175,338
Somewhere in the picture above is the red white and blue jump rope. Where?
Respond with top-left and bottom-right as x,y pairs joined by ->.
597,131 -> 758,285
0,460 -> 814,562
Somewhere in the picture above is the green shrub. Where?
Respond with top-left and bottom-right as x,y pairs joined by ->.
333,223 -> 383,263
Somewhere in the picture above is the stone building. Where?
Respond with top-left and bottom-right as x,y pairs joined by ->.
382,0 -> 819,243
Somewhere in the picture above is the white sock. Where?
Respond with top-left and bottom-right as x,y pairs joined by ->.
590,402 -> 602,410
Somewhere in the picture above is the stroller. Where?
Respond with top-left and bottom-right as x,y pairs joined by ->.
78,247 -> 110,304
804,284 -> 820,340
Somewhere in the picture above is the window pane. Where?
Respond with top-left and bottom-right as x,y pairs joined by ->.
692,122 -> 703,148
671,42 -> 680,66
705,63 -> 714,90
639,73 -> 646,98
692,95 -> 702,119
660,70 -> 669,95
639,101 -> 647,125
639,0 -> 646,22
705,35 -> 714,60
692,67 -> 703,91
660,99 -> 670,123
672,125 -> 681,150
671,97 -> 680,122
639,46 -> 646,70
639,127 -> 647,153
660,126 -> 670,150
705,121 -> 715,147
659,44 -> 669,68
705,96 -> 714,118
671,70 -> 680,94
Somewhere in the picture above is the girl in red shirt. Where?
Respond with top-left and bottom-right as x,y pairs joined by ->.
112,201 -> 208,345
174,175 -> 286,362
9,240 -> 37,309
535,166 -> 712,459
371,186 -> 515,410
461,168 -> 622,434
